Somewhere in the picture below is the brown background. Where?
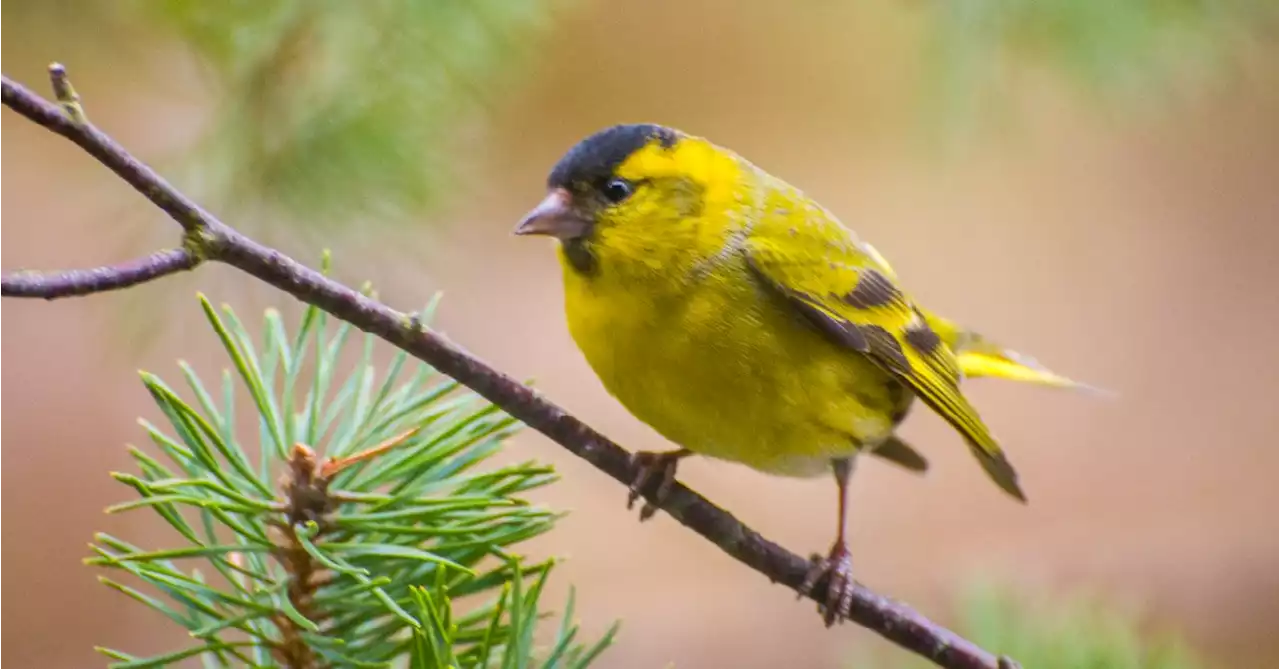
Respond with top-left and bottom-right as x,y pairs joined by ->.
3,3 -> 1277,668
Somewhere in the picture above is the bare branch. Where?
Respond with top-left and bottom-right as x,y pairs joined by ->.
1,247 -> 199,299
0,66 -> 1015,669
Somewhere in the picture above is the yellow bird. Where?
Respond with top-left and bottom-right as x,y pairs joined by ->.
515,124 -> 1088,625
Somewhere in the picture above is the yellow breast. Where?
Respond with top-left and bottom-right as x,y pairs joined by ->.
559,247 -> 902,478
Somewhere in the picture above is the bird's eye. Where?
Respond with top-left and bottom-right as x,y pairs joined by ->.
602,178 -> 634,203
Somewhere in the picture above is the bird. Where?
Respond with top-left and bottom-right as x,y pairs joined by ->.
514,123 -> 1090,625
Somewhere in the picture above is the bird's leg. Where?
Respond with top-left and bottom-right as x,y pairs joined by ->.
800,456 -> 857,626
627,448 -> 692,521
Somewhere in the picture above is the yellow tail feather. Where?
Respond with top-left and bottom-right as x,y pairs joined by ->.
922,310 -> 1109,395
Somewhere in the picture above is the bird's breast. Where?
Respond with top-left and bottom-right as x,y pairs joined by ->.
560,260 -> 901,476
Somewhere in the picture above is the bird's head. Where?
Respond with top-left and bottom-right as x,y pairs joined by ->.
515,124 -> 747,277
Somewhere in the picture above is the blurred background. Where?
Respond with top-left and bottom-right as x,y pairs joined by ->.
2,1 -> 1276,667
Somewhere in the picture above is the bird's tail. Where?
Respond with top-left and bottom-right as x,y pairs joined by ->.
921,310 -> 1109,395
859,243 -> 1100,393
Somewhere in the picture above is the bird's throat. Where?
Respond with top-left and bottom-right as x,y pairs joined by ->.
560,238 -> 598,276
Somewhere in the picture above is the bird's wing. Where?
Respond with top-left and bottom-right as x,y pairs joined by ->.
743,209 -> 1025,501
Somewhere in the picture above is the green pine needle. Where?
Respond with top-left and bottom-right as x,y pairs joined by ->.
91,271 -> 615,668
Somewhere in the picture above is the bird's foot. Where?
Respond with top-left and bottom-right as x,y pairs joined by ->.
799,541 -> 856,627
627,450 -> 684,521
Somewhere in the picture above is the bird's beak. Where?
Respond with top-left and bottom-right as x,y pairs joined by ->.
513,188 -> 590,240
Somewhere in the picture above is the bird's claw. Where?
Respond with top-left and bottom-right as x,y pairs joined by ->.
799,542 -> 856,627
627,450 -> 682,521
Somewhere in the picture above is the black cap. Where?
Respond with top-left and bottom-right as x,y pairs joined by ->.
547,124 -> 679,189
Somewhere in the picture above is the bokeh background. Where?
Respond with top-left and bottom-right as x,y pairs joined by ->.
3,2 -> 1276,667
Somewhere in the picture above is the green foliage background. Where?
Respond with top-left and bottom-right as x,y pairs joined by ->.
145,0 -> 555,231
5,0 -> 1270,232
856,585 -> 1203,669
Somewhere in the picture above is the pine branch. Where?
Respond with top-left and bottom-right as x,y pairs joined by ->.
2,66 -> 1019,669
92,294 -> 604,667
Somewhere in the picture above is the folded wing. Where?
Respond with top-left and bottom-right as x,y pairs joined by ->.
744,212 -> 1025,501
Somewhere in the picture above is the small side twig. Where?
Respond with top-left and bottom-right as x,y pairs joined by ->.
48,62 -> 87,125
1,247 -> 200,300
1,65 -> 1015,669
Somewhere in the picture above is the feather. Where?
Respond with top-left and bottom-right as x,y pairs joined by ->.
922,310 -> 1112,396
869,436 -> 929,473
744,205 -> 1026,501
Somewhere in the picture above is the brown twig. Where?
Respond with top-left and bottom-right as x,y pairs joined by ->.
270,445 -> 327,669
1,66 -> 1015,669
270,443 -> 363,669
0,247 -> 199,299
